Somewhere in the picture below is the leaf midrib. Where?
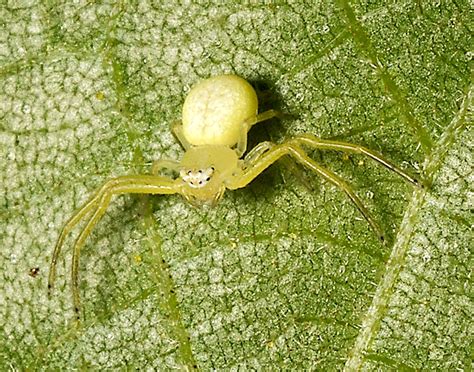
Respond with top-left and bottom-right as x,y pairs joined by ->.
344,84 -> 473,371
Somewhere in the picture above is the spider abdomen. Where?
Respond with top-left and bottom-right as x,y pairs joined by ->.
182,75 -> 258,147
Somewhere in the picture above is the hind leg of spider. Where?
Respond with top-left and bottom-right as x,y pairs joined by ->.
229,143 -> 385,242
292,135 -> 423,187
235,109 -> 282,157
171,121 -> 191,150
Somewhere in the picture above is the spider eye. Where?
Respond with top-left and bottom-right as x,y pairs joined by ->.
206,177 -> 211,181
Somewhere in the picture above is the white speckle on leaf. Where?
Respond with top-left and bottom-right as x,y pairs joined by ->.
208,268 -> 223,284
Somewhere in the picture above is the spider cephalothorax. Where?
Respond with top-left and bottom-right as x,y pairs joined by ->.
177,144 -> 241,205
49,74 -> 422,318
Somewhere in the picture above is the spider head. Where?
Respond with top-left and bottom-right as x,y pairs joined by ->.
179,145 -> 240,206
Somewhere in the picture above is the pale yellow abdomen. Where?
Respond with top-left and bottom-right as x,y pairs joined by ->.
182,75 -> 258,146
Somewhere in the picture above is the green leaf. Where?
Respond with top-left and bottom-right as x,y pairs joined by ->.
1,1 -> 471,370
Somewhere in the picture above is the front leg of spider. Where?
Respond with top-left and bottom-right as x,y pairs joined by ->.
229,143 -> 388,241
50,74 -> 421,319
228,135 -> 423,243
48,175 -> 179,319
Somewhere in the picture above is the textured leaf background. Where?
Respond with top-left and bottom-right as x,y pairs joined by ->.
0,1 -> 471,370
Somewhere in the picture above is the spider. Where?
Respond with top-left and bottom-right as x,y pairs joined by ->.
48,74 -> 422,318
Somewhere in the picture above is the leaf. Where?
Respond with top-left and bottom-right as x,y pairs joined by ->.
0,1 -> 471,370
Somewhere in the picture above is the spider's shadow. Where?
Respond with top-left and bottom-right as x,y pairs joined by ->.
241,79 -> 289,199
248,78 -> 288,146
245,79 -> 318,197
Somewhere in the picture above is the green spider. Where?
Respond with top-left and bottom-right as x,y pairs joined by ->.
48,74 -> 422,318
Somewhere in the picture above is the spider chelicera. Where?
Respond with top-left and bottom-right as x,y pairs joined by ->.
48,74 -> 422,318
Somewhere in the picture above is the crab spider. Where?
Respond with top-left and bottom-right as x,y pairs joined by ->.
48,74 -> 422,318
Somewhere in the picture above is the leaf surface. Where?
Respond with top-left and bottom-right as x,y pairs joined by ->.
0,2 -> 471,369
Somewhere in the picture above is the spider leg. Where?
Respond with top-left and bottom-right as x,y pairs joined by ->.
71,191 -> 112,317
243,141 -> 314,191
235,109 -> 281,157
292,134 -> 423,187
229,143 -> 385,242
151,159 -> 181,176
48,175 -> 178,318
243,141 -> 274,166
171,121 -> 191,150
290,147 -> 385,242
48,188 -> 109,294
